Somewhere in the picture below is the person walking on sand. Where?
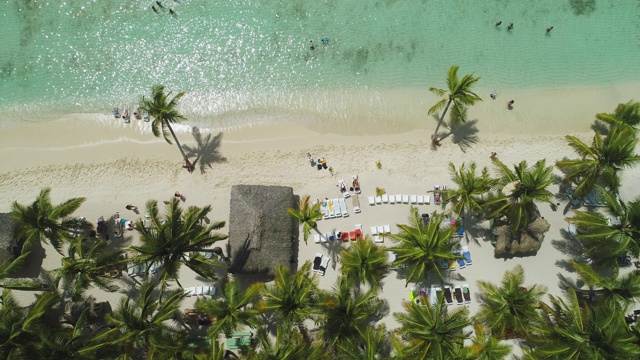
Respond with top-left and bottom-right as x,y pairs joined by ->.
307,153 -> 316,167
175,191 -> 182,198
508,100 -> 515,110
490,92 -> 497,100
126,204 -> 138,211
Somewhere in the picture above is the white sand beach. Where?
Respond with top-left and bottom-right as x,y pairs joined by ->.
1,84 -> 639,357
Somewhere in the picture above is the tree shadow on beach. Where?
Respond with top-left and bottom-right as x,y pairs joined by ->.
430,106 -> 479,152
551,229 -> 585,273
181,127 -> 227,174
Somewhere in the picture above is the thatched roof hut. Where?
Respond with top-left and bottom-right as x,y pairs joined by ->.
228,185 -> 296,275
494,217 -> 550,257
0,213 -> 17,264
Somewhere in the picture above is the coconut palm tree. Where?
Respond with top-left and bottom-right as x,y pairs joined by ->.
140,84 -> 189,162
315,276 -> 385,348
556,123 -> 640,199
388,207 -> 459,285
444,162 -> 496,217
36,306 -> 114,359
394,294 -> 472,359
336,324 -> 391,360
287,195 -> 323,244
339,237 -> 389,290
596,100 -> 640,129
250,325 -> 326,360
102,279 -> 186,357
52,237 -> 124,301
525,288 -> 640,359
0,252 -> 42,290
258,262 -> 319,327
131,198 -> 228,287
484,158 -> 555,235
566,191 -> 640,268
11,187 -> 86,254
476,265 -> 546,340
465,322 -> 512,360
428,65 -> 482,144
195,278 -> 262,338
562,260 -> 640,308
0,289 -> 60,358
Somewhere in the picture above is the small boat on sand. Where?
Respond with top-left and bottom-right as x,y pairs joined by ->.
123,106 -> 130,123
112,108 -> 120,118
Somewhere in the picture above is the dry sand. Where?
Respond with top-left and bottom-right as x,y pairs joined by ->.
1,84 -> 639,358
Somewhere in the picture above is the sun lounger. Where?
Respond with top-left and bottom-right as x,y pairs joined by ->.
423,195 -> 430,205
448,258 -> 457,271
349,231 -> 357,241
314,234 -> 321,243
434,185 -> 441,205
377,225 -> 384,234
402,195 -> 409,204
444,286 -> 454,305
417,195 -> 424,204
195,286 -> 204,296
373,235 -> 383,243
568,222 -> 577,239
389,195 -> 395,204
381,194 -> 389,203
338,198 -> 349,217
352,195 -> 361,213
375,196 -> 382,204
435,286 -> 443,301
352,176 -> 361,194
355,229 -> 363,240
454,285 -> 464,305
462,284 -> 471,304
204,284 -> 217,296
388,251 -> 397,268
327,200 -> 336,218
462,246 -> 472,265
338,179 -> 350,198
454,250 -> 466,269
312,253 -> 322,272
326,233 -> 333,242
341,231 -> 350,242
185,287 -> 196,296
321,201 -> 328,219
318,256 -> 330,276
368,196 -> 375,206
149,260 -> 162,274
429,286 -> 439,305
383,224 -> 391,233
409,287 -> 417,303
410,195 -> 417,204
371,226 -> 378,235
439,258 -> 449,269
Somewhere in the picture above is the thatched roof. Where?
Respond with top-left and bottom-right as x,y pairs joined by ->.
0,213 -> 16,264
228,185 -> 295,275
494,217 -> 550,257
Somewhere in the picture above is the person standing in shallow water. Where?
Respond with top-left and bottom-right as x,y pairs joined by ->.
496,21 -> 502,26
309,40 -> 315,50
508,23 -> 514,30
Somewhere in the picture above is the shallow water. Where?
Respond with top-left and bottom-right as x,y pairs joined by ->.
0,0 -> 639,131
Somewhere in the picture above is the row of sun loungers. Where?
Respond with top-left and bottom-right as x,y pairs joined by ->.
410,284 -> 472,305
312,253 -> 330,276
371,225 -> 391,243
321,198 -> 349,219
441,246 -> 473,270
186,284 -> 218,296
368,194 -> 431,206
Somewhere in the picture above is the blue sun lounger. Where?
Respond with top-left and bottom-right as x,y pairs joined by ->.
462,246 -> 472,265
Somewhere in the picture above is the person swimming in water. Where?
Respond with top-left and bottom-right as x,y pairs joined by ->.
546,26 -> 554,33
309,40 -> 315,50
152,5 -> 158,13
170,9 -> 175,15
508,23 -> 514,30
496,21 -> 502,26
156,1 -> 163,8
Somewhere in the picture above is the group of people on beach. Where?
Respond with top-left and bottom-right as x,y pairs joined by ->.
307,153 -> 328,170
496,20 -> 553,33
309,38 -> 329,50
489,91 -> 516,110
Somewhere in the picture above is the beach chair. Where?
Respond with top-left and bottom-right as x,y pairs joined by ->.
462,246 -> 472,265
375,196 -> 382,204
568,222 -> 577,239
312,253 -> 322,273
195,286 -> 204,296
350,231 -> 357,241
444,286 -> 454,305
368,196 -> 375,206
395,194 -> 402,204
439,258 -> 449,270
424,195 -> 431,205
377,225 -> 384,235
352,176 -> 361,194
352,195 -> 361,213
318,256 -> 330,276
338,198 -> 349,217
341,231 -> 350,242
410,195 -> 417,204
417,195 -> 424,204
402,195 -> 409,204
371,226 -> 378,236
454,250 -> 466,269
321,233 -> 328,243
327,200 -> 336,218
409,287 -> 417,303
435,286 -> 443,301
186,287 -> 196,297
448,258 -> 457,271
383,224 -> 391,234
314,234 -> 321,244
388,251 -> 397,269
381,194 -> 389,203
320,201 -> 329,219
462,284 -> 471,304
338,179 -> 350,198
454,285 -> 464,305
389,195 -> 395,204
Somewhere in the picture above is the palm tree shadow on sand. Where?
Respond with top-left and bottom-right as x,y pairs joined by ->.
181,127 -> 227,174
431,112 -> 480,153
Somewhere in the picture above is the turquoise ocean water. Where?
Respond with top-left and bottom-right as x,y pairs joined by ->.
1,0 -> 639,131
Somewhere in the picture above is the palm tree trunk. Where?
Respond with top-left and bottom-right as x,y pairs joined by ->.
432,98 -> 453,140
164,121 -> 189,161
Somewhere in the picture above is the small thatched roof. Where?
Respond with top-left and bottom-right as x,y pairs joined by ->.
0,213 -> 17,264
228,185 -> 295,275
494,217 -> 550,257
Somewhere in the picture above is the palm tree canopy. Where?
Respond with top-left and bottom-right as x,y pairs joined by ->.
132,198 -> 227,285
196,278 -> 262,337
140,84 -> 186,144
444,162 -> 495,217
11,187 -> 86,254
596,100 -> 640,128
568,260 -> 640,308
252,325 -> 326,360
476,265 -> 546,340
287,195 -> 323,244
485,159 -> 554,234
388,207 -> 459,285
258,261 -> 319,325
394,294 -> 472,359
339,237 -> 389,290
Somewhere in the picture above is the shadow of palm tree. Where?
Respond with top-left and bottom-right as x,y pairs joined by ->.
431,106 -> 479,152
181,127 -> 227,174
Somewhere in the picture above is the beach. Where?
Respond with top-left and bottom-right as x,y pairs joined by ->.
1,82 -> 640,359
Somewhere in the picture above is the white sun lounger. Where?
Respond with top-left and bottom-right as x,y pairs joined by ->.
395,195 -> 402,204
328,199 -> 338,218
417,195 -> 424,204
371,226 -> 378,235
375,196 -> 382,204
377,225 -> 384,234
317,256 -> 330,276
314,234 -> 321,243
410,195 -> 418,204
368,196 -> 375,206
424,195 -> 430,205
381,194 -> 389,203
374,235 -> 383,243
389,195 -> 395,204
186,287 -> 196,296
352,195 -> 361,213
383,224 -> 391,233
338,198 -> 349,217
402,195 -> 409,204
